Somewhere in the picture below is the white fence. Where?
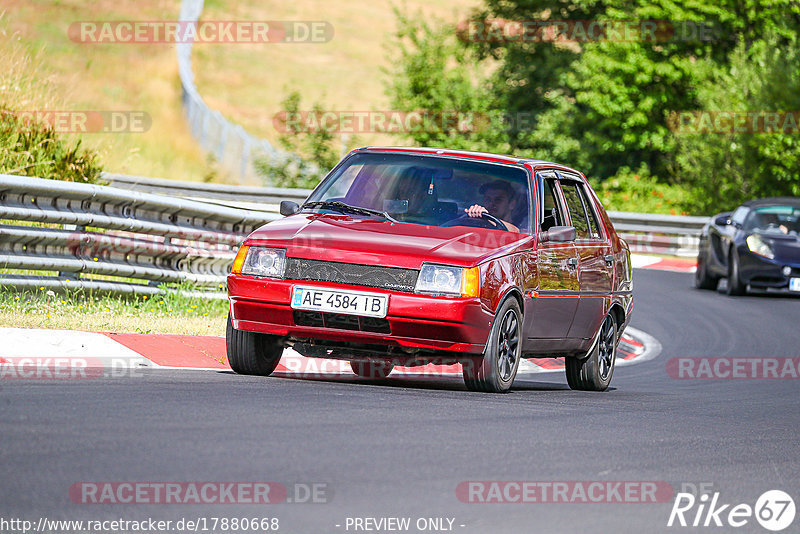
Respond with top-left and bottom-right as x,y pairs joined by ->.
177,0 -> 280,182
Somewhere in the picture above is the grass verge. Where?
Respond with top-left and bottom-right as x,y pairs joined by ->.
0,287 -> 228,336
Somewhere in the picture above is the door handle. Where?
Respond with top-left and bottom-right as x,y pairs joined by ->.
604,254 -> 614,265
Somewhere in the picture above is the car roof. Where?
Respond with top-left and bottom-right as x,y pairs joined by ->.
355,146 -> 585,176
740,197 -> 800,209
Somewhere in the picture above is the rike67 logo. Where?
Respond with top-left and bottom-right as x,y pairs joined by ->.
668,490 -> 795,531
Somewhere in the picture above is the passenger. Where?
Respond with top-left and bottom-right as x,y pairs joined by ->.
392,169 -> 438,215
465,180 -> 521,232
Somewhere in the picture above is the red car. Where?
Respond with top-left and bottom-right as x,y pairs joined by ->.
227,147 -> 632,392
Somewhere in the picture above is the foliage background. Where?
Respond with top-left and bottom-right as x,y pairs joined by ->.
380,0 -> 800,215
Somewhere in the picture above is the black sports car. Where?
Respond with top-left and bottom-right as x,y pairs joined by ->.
695,197 -> 800,295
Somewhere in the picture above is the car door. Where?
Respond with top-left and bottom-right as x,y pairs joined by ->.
523,172 -> 580,348
558,175 -> 613,340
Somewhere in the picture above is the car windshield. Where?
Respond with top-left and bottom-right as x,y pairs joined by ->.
743,206 -> 800,236
305,152 -> 532,233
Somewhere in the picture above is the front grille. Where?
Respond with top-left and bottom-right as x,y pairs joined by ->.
293,310 -> 391,334
285,258 -> 418,292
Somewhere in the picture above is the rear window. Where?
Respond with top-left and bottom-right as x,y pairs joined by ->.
561,182 -> 591,239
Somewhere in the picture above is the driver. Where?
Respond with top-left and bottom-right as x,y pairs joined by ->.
465,180 -> 520,232
779,218 -> 799,235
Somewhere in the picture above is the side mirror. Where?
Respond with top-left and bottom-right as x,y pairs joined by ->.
539,225 -> 576,243
714,214 -> 731,226
280,201 -> 300,216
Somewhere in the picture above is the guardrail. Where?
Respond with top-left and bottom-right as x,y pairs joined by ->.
2,175 -> 707,299
104,173 -> 309,210
0,174 -> 277,298
105,174 -> 708,257
607,211 -> 707,257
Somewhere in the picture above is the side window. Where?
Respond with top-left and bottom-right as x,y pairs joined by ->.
578,184 -> 602,239
541,178 -> 565,231
561,182 -> 590,239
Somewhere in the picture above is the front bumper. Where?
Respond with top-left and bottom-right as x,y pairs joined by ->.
228,275 -> 494,355
739,251 -> 800,290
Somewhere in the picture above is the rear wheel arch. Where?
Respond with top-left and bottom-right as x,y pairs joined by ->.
566,311 -> 618,391
608,303 -> 626,339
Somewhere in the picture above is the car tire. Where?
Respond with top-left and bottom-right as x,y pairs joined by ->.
566,313 -> 617,392
726,247 -> 746,296
463,298 -> 522,393
694,251 -> 719,290
226,314 -> 283,376
351,360 -> 395,378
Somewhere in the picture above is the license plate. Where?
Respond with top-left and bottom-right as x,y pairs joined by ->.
790,278 -> 800,292
290,286 -> 388,318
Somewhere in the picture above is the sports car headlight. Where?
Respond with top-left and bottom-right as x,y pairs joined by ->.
415,264 -> 480,297
746,234 -> 774,259
236,246 -> 286,277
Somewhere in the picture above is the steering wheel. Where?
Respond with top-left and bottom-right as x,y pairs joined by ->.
442,212 -> 509,231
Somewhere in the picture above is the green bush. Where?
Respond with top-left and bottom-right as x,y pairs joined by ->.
592,165 -> 692,215
0,107 -> 104,183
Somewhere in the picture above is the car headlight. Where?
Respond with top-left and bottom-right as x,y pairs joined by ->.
746,234 -> 774,259
232,246 -> 286,277
415,264 -> 480,297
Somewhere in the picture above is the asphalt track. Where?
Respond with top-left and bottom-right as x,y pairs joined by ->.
1,269 -> 799,533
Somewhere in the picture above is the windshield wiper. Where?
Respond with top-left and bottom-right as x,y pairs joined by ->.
302,201 -> 398,223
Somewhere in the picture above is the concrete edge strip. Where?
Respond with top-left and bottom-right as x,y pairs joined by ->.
615,326 -> 663,367
0,325 -> 663,379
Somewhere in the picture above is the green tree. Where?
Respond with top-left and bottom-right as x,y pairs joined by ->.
385,9 -> 509,152
674,32 -> 800,213
386,0 -> 800,213
254,92 -> 343,189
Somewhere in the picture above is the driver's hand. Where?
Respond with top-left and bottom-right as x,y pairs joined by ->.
466,205 -> 488,218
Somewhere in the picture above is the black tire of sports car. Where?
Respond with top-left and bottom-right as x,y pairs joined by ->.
566,313 -> 617,391
351,361 -> 395,378
226,314 -> 283,376
695,251 -> 719,290
726,247 -> 747,296
463,298 -> 522,393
